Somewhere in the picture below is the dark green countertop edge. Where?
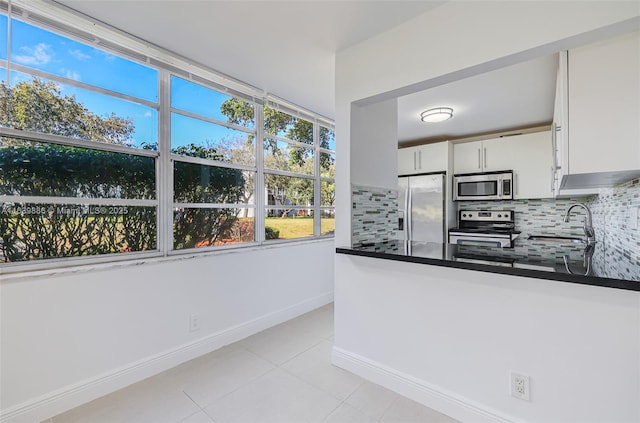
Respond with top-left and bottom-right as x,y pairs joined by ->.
336,247 -> 640,292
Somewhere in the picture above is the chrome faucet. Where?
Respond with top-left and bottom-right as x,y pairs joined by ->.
563,203 -> 596,245
563,243 -> 595,276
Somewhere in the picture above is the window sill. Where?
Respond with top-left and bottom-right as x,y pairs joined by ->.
0,237 -> 334,284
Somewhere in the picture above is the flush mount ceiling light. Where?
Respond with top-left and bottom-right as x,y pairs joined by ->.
420,107 -> 453,123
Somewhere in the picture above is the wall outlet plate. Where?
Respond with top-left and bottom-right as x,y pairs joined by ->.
510,372 -> 531,401
189,314 -> 201,332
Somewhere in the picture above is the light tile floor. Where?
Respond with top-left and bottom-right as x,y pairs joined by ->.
48,304 -> 459,423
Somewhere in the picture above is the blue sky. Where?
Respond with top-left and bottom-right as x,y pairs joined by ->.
1,14 -> 335,152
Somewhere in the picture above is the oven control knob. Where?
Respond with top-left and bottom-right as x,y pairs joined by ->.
498,214 -> 502,218
462,213 -> 467,217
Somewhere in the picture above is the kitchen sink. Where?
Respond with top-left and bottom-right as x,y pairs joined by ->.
527,235 -> 587,244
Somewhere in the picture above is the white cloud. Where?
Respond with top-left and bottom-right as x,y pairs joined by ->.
64,69 -> 81,81
69,49 -> 91,61
13,43 -> 53,66
144,111 -> 152,118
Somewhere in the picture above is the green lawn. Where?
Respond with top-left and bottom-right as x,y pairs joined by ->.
265,217 -> 335,239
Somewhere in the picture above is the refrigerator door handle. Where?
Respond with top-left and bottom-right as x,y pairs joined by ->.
406,184 -> 412,241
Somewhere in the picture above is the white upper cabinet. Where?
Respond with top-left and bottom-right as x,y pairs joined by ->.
398,142 -> 448,175
561,31 -> 640,189
454,131 -> 553,199
453,138 -> 520,174
453,141 -> 485,174
498,132 -> 553,199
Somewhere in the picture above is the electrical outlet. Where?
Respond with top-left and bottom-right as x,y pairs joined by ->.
189,314 -> 200,332
510,372 -> 530,401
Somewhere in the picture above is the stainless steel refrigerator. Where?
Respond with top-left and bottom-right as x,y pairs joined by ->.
398,172 -> 446,243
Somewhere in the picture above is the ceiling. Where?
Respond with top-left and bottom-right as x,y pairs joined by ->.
52,1 -> 559,143
397,54 -> 559,145
54,0 -> 446,120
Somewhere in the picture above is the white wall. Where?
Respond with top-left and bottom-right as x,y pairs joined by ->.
350,99 -> 398,188
334,1 -> 640,421
334,255 -> 640,422
1,240 -> 334,422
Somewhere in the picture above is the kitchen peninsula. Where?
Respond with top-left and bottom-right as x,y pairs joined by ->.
337,239 -> 640,292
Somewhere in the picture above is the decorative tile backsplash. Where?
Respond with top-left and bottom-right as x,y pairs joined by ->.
586,177 -> 640,281
458,177 -> 640,281
350,178 -> 640,281
457,197 -> 591,240
351,184 -> 398,247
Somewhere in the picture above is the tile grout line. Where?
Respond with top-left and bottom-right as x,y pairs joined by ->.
180,390 -> 216,423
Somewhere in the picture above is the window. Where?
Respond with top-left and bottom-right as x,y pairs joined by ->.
0,10 -> 335,268
319,126 -> 336,236
170,76 -> 257,249
263,106 -> 316,241
1,16 -> 159,263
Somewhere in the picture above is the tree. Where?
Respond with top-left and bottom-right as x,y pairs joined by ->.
0,78 -> 246,261
172,144 -> 247,249
1,78 -> 134,145
215,136 -> 256,217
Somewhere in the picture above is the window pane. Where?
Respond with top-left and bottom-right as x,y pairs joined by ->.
0,14 -> 7,60
3,72 -> 158,149
263,106 -> 313,143
265,174 -> 313,206
264,106 -> 295,138
320,126 -> 335,151
171,113 -> 255,165
320,152 -> 335,178
11,19 -> 157,101
265,209 -> 313,239
0,203 -> 157,262
321,181 -> 335,206
264,138 -> 314,175
173,207 -> 254,249
0,139 -> 156,199
174,161 -> 253,204
321,209 -> 335,236
171,76 -> 254,128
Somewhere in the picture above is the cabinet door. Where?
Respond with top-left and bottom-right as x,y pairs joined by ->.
453,141 -> 483,174
398,146 -> 417,175
568,31 -> 640,174
481,137 -> 515,172
552,51 -> 568,195
415,142 -> 448,173
511,132 -> 553,199
484,132 -> 553,199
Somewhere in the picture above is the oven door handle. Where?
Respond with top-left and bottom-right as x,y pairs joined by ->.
456,239 -> 504,248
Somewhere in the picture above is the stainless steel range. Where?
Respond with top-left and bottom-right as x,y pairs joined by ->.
448,210 -> 520,248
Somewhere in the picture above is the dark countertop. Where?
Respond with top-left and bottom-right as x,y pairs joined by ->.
336,240 -> 640,292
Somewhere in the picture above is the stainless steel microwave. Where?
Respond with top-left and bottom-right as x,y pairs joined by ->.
453,171 -> 513,201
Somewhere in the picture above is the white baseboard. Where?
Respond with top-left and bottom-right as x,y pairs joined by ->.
331,346 -> 518,423
1,292 -> 333,423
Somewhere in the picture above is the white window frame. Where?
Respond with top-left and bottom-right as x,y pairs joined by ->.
0,0 -> 335,275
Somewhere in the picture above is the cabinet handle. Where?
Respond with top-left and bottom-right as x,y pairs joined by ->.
418,151 -> 422,169
483,148 -> 487,169
413,151 -> 417,170
477,148 -> 481,170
